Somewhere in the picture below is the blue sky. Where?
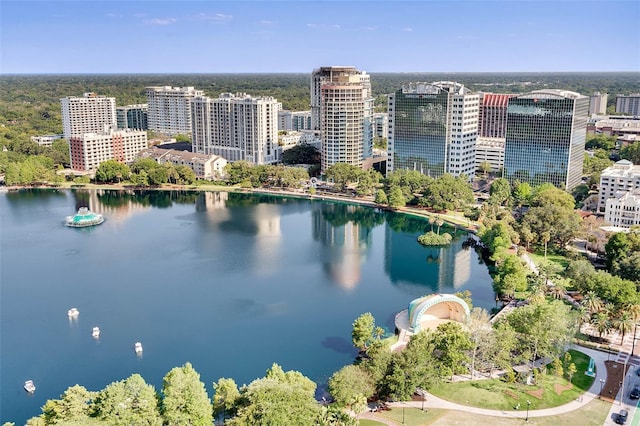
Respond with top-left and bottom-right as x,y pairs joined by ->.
2,0 -> 639,73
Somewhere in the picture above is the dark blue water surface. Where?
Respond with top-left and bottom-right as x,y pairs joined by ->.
0,189 -> 494,424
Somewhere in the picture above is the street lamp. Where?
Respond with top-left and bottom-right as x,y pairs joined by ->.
608,345 -> 612,361
525,400 -> 531,422
600,379 -> 606,398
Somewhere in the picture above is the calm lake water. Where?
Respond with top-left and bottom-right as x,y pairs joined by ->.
0,189 -> 494,424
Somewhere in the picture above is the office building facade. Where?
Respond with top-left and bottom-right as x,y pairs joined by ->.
605,190 -> 640,229
146,86 -> 204,135
191,93 -> 279,165
616,94 -> 640,116
61,92 -> 116,139
589,92 -> 608,116
478,93 -> 515,138
69,129 -> 147,171
387,81 -> 479,179
503,90 -> 588,191
116,104 -> 148,130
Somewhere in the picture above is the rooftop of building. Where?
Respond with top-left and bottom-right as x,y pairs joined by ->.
117,104 -> 148,109
138,146 -> 224,164
609,189 -> 640,203
520,89 -> 586,100
601,160 -> 640,177
476,137 -> 506,147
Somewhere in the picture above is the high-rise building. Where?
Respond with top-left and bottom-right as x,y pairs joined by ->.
311,66 -> 374,173
278,110 -> 312,131
503,90 -> 588,191
373,113 -> 389,139
69,128 -> 147,171
387,81 -> 479,179
146,86 -> 204,135
616,94 -> 640,116
478,93 -> 515,138
60,92 -> 116,139
589,92 -> 608,116
116,104 -> 148,130
598,159 -> 640,213
191,93 -> 279,165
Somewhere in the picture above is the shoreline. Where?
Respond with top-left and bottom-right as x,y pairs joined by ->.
1,182 -> 480,234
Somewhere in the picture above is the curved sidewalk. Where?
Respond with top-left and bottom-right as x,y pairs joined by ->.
388,345 -> 608,419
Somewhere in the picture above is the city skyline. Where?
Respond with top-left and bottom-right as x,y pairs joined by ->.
2,0 -> 639,74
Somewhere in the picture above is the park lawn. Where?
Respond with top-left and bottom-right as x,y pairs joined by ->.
527,252 -> 570,270
359,420 -> 388,426
430,350 -> 594,411
375,407 -> 446,425
430,398 -> 611,426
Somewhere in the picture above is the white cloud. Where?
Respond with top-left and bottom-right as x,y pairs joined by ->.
191,13 -> 233,23
307,23 -> 341,31
259,20 -> 274,26
360,26 -> 378,31
144,18 -> 177,26
402,27 -> 413,32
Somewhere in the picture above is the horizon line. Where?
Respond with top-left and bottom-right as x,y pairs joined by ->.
2,71 -> 640,76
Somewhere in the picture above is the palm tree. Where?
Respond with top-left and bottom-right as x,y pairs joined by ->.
541,231 -> 551,259
429,216 -> 436,232
548,282 -> 567,300
581,291 -> 604,314
613,311 -> 635,345
435,217 -> 444,235
576,306 -> 591,333
626,304 -> 640,322
591,312 -> 611,339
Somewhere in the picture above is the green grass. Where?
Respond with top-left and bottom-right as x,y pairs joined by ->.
375,407 -> 446,425
429,350 -> 594,411
430,398 -> 611,426
358,420 -> 389,426
527,252 -> 570,270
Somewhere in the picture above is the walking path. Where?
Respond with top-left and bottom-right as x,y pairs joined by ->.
382,345 -> 609,419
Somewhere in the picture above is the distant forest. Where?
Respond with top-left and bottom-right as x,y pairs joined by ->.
1,72 -> 639,138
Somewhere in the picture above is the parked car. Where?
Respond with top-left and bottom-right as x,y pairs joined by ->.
615,409 -> 629,425
631,386 -> 640,399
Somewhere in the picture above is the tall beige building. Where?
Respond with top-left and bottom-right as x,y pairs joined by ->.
191,93 -> 279,165
69,128 -> 147,171
311,66 -> 374,173
61,92 -> 116,139
146,86 -> 204,135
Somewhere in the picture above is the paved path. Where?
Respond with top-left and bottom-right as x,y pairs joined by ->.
382,345 -> 609,419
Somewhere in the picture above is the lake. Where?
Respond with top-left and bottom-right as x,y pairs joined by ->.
0,189 -> 494,424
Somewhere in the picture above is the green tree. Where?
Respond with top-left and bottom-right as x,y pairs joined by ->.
567,362 -> 577,383
387,185 -> 406,208
431,322 -> 473,379
161,363 -> 212,426
175,165 -> 196,184
493,255 -> 529,297
466,308 -> 492,378
93,374 -> 162,425
230,365 -> 319,426
352,312 -> 375,351
620,143 -> 640,164
325,163 -> 361,191
505,301 -> 577,367
489,178 -> 512,206
213,378 -> 240,422
225,161 -> 253,185
95,159 -> 130,183
328,365 -> 375,406
41,385 -> 97,425
281,144 -> 320,165
612,311 -> 635,345
479,160 -> 492,176
512,181 -> 533,207
374,189 -> 388,205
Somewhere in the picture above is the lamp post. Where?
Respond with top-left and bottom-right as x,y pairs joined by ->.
599,379 -> 606,398
633,323 -> 638,356
525,400 -> 531,422
608,345 -> 612,361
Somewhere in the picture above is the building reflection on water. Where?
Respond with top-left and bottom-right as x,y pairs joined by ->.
384,225 -> 471,296
312,203 -> 380,290
74,189 -> 151,226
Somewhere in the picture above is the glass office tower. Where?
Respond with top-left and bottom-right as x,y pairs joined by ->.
387,82 -> 478,179
504,90 -> 588,191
